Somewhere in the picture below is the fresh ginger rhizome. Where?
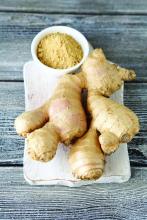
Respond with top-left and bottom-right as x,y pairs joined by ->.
15,49 -> 139,180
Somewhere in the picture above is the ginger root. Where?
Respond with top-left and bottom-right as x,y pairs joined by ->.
87,92 -> 139,154
82,48 -> 136,97
27,122 -> 60,162
15,105 -> 48,137
15,72 -> 87,161
14,48 -> 139,180
83,49 -> 139,154
69,127 -> 105,180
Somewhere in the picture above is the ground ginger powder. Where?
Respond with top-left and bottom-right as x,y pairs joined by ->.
37,32 -> 83,69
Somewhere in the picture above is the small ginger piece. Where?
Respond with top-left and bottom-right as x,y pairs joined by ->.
27,122 -> 60,162
99,132 -> 119,154
87,92 -> 139,154
14,105 -> 49,137
69,127 -> 105,180
82,48 -> 136,97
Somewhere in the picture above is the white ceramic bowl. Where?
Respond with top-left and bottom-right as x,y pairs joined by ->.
31,26 -> 90,76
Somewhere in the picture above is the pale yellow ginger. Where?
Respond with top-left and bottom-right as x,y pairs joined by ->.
82,48 -> 136,96
83,49 -> 139,154
15,105 -> 48,137
69,126 -> 105,180
27,122 -> 60,162
87,92 -> 139,154
15,48 -> 139,180
15,72 -> 87,161
48,73 -> 86,144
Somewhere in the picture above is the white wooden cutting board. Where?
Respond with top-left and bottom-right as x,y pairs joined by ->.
23,61 -> 131,187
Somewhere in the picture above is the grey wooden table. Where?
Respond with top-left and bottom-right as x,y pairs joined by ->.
0,1 -> 147,219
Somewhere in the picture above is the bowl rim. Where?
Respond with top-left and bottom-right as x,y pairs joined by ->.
31,26 -> 90,73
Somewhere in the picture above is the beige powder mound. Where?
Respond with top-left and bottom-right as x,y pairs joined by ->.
37,32 -> 83,69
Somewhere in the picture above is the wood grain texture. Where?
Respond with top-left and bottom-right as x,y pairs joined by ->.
0,13 -> 147,81
0,1 -> 146,218
0,82 -> 146,165
0,0 -> 147,15
0,167 -> 146,220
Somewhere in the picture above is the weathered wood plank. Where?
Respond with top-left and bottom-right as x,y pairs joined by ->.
0,0 -> 147,15
0,13 -> 147,81
0,82 -> 146,165
0,167 -> 146,220
0,68 -> 22,81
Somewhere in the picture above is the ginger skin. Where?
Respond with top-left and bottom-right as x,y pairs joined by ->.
15,72 -> 87,162
15,105 -> 48,137
27,122 -> 60,162
87,93 -> 139,154
83,49 -> 139,154
15,48 -> 139,180
82,48 -> 136,97
48,73 -> 86,144
69,127 -> 105,180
